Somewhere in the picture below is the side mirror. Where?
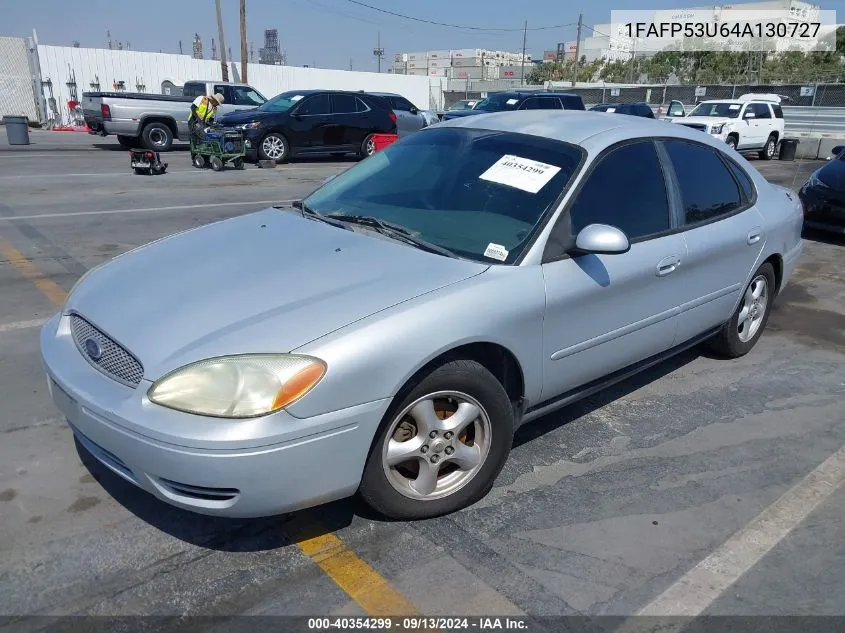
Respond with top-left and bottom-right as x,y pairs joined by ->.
571,224 -> 630,255
409,106 -> 419,115
830,145 -> 844,159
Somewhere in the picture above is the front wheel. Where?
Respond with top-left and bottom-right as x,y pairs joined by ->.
359,359 -> 514,520
726,135 -> 738,151
209,156 -> 224,171
233,157 -> 245,170
759,135 -> 777,160
706,262 -> 776,358
258,132 -> 289,163
192,154 -> 207,169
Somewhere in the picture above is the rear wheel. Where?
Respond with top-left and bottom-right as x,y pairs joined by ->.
141,122 -> 174,152
117,135 -> 139,149
759,135 -> 777,160
359,359 -> 514,520
233,157 -> 245,170
358,134 -> 377,160
706,262 -> 776,358
192,154 -> 207,169
209,156 -> 224,171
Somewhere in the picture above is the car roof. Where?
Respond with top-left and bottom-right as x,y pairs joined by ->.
185,80 -> 252,86
436,110 -> 728,151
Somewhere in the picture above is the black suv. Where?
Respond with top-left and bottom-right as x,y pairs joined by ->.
441,91 -> 585,121
218,89 -> 398,162
589,102 -> 655,118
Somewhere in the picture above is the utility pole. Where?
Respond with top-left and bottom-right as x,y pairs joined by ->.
215,0 -> 230,81
179,40 -> 183,55
373,32 -> 385,72
572,13 -> 582,86
520,20 -> 528,86
349,58 -> 353,71
240,0 -> 248,83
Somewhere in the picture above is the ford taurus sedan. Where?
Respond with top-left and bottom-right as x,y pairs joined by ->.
41,111 -> 804,520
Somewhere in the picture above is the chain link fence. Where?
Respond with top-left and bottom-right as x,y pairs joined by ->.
443,82 -> 845,110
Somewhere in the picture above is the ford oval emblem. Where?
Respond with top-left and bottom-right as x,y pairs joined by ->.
84,338 -> 103,361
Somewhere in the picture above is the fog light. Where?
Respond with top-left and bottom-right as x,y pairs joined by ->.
245,140 -> 252,148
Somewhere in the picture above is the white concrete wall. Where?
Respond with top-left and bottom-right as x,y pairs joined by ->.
0,37 -> 39,121
35,44 -> 443,123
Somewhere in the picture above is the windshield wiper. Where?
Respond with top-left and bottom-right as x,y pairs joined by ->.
289,201 -> 351,230
324,213 -> 458,259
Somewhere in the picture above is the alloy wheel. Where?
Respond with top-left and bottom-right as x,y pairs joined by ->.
381,391 -> 491,500
262,135 -> 286,160
737,275 -> 768,342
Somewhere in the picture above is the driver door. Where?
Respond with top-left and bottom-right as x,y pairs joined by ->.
540,140 -> 687,401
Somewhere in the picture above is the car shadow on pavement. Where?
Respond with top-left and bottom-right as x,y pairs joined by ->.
91,143 -> 191,152
74,437 -> 357,551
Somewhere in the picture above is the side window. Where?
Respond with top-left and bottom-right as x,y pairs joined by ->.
213,85 -> 233,104
753,103 -> 772,119
229,86 -> 265,106
393,98 -> 413,111
725,158 -> 755,203
562,96 -> 585,110
331,93 -> 358,114
537,97 -> 563,110
772,104 -> 784,119
355,97 -> 371,113
297,93 -> 330,115
569,141 -> 670,239
519,98 -> 539,110
182,82 -> 206,98
664,140 -> 743,225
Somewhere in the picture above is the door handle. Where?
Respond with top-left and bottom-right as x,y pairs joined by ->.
747,228 -> 762,245
656,255 -> 681,277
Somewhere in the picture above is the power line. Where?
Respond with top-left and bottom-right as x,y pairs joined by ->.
345,0 -> 576,32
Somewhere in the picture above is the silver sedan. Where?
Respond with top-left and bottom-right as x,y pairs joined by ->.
40,111 -> 804,520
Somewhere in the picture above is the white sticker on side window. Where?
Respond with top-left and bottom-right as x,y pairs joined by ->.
291,95 -> 304,102
484,243 -> 509,261
479,154 -> 562,194
506,98 -> 519,105
729,104 -> 740,110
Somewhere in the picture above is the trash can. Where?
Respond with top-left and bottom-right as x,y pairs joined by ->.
2,116 -> 30,145
779,138 -> 799,161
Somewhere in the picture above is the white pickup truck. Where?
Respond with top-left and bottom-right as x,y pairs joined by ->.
663,93 -> 787,160
82,80 -> 267,151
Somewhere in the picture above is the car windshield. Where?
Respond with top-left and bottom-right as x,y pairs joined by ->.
259,91 -> 308,112
689,102 -> 742,118
301,127 -> 583,264
450,101 -> 473,110
473,93 -> 521,112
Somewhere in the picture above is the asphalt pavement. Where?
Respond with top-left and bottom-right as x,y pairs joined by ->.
1,132 -> 844,628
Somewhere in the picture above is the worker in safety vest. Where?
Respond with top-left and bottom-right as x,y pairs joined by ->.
189,93 -> 225,141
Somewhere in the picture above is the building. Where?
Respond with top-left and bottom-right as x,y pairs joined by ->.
391,49 -> 532,80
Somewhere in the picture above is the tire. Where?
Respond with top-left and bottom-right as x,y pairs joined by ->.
141,122 -> 174,152
233,157 -> 245,170
725,135 -> 738,151
359,358 -> 514,520
192,154 -> 207,169
706,262 -> 776,358
209,156 -> 224,172
258,132 -> 289,163
759,135 -> 777,160
117,135 -> 139,149
133,167 -> 147,175
358,133 -> 377,160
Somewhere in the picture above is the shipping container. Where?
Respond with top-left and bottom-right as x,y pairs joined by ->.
405,52 -> 427,62
426,50 -> 451,60
498,66 -> 527,80
407,67 -> 428,76
448,66 -> 486,80
450,48 -> 483,59
452,56 -> 484,67
407,61 -> 425,69
427,58 -> 451,69
543,50 -> 558,61
428,68 -> 448,77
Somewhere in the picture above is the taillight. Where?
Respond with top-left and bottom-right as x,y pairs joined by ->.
146,152 -> 154,159
101,104 -> 111,120
389,111 -> 397,123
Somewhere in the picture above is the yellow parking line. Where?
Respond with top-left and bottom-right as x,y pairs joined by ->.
296,530 -> 421,616
2,234 -> 423,617
0,238 -> 67,307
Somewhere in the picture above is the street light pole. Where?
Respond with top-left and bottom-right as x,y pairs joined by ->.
520,20 -> 528,86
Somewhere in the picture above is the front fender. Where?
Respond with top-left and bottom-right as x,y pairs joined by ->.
285,265 -> 547,420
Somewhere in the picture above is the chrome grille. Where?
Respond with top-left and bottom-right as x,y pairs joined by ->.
69,314 -> 144,387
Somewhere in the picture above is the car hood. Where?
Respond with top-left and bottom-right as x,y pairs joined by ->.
814,159 -> 845,192
442,109 -> 486,120
675,116 -> 735,126
66,208 -> 488,379
218,108 -> 274,125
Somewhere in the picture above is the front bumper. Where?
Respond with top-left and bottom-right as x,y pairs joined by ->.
40,313 -> 390,517
799,186 -> 845,233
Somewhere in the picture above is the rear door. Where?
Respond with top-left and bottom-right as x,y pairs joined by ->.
659,139 -> 766,343
329,93 -> 362,149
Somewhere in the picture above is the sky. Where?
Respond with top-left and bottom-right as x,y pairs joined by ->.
4,0 -> 841,70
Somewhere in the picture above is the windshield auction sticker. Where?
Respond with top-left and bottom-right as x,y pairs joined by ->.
480,155 -> 561,194
610,9 -> 837,52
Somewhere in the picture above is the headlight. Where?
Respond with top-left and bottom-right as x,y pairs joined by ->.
240,122 -> 261,130
807,172 -> 830,189
710,123 -> 724,134
147,354 -> 326,418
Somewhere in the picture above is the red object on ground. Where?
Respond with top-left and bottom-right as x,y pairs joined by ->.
372,133 -> 398,152
52,125 -> 92,132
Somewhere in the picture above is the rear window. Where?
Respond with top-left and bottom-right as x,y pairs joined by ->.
772,104 -> 784,119
182,82 -> 206,98
561,95 -> 585,110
